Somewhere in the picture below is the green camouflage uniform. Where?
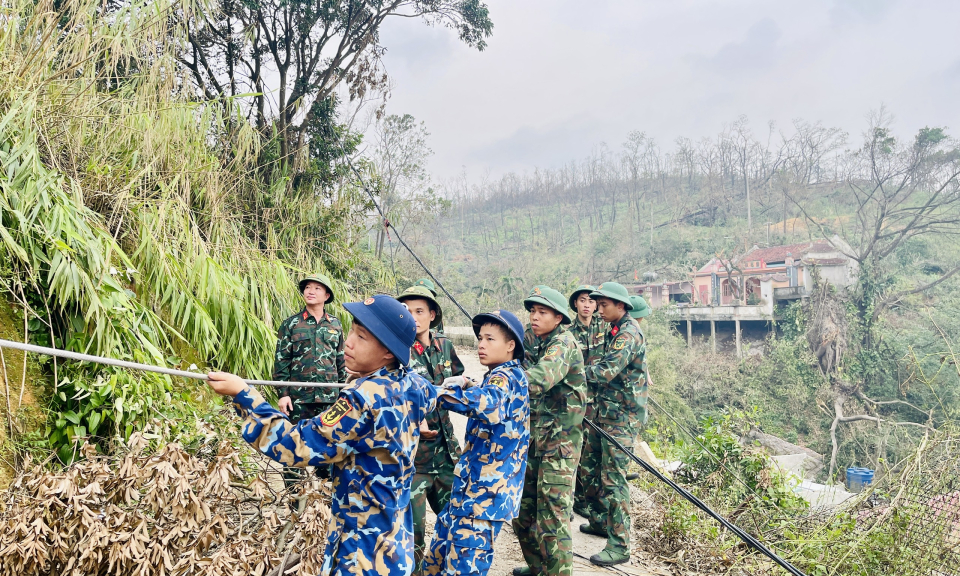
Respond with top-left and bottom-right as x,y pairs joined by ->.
514,325 -> 586,576
569,313 -> 607,514
274,309 -> 346,419
580,312 -> 647,554
409,332 -> 464,576
274,309 -> 345,487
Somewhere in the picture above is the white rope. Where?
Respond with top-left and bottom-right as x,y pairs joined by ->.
0,339 -> 346,389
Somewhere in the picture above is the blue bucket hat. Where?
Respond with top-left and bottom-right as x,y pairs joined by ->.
343,294 -> 417,366
471,309 -> 525,360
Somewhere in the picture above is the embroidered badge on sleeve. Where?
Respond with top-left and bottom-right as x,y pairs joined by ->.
320,397 -> 353,426
489,374 -> 509,390
612,335 -> 627,351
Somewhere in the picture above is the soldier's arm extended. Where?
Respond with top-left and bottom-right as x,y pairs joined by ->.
523,340 -> 575,396
273,321 -> 292,398
233,386 -> 371,467
438,375 -> 508,425
584,332 -> 640,384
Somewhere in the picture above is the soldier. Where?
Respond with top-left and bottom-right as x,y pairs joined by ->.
567,284 -> 607,517
206,294 -> 439,576
274,273 -> 345,421
578,282 -> 648,567
396,286 -> 464,576
567,284 -> 606,367
512,286 -> 586,576
424,310 -> 530,576
413,278 -> 445,334
274,273 -> 346,486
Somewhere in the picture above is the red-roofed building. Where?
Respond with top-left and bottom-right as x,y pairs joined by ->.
691,235 -> 857,308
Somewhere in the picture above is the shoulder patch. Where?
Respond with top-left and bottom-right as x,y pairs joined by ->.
612,335 -> 628,351
320,397 -> 352,426
545,344 -> 560,357
488,373 -> 509,390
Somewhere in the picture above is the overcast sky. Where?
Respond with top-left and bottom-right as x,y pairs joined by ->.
375,0 -> 960,181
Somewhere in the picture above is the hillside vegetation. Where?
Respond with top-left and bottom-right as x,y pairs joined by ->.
392,116 -> 960,476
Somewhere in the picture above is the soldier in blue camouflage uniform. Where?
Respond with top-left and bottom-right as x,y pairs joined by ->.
567,284 -> 608,518
578,282 -> 648,567
397,286 -> 464,575
207,294 -> 439,576
274,273 -> 346,421
513,286 -> 586,576
424,310 -> 530,576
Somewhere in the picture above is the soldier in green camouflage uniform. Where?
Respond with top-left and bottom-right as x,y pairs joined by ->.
567,285 -> 608,517
578,282 -> 647,567
274,274 -> 345,487
512,286 -> 586,576
397,286 -> 464,576
413,278 -> 445,334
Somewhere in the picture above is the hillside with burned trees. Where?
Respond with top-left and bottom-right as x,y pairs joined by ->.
0,0 -> 960,575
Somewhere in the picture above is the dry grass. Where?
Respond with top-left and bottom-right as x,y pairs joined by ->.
0,432 -> 331,576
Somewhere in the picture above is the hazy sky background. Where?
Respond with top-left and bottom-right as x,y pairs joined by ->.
375,0 -> 960,181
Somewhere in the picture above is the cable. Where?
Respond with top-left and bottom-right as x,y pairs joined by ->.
646,395 -> 769,506
0,339 -> 345,389
332,128 -> 807,576
584,418 -> 807,576
334,137 -> 473,322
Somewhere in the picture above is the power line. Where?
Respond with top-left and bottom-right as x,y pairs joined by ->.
584,419 -> 806,576
334,137 -> 473,322
334,128 -> 808,576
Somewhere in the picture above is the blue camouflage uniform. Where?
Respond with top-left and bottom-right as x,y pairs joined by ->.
424,359 -> 530,576
232,366 -> 438,576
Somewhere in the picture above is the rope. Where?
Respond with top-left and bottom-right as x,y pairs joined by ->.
335,128 -> 807,576
583,418 -> 807,576
0,340 -> 346,389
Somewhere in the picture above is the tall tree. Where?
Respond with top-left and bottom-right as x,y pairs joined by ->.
178,0 -> 492,172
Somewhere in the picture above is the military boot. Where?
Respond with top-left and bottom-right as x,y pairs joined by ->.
512,566 -> 532,576
590,548 -> 630,566
579,522 -> 606,537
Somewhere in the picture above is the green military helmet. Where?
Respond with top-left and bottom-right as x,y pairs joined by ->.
590,281 -> 634,310
413,278 -> 438,297
298,273 -> 335,303
629,295 -> 651,318
568,284 -> 597,312
523,285 -> 573,324
396,285 -> 443,329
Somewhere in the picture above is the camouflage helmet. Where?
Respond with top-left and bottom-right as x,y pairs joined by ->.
413,278 -> 438,297
629,295 -> 651,319
298,273 -> 335,304
568,284 -> 597,312
590,282 -> 634,310
396,285 -> 443,329
523,285 -> 573,324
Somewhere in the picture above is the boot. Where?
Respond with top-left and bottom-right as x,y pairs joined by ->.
579,523 -> 606,537
590,548 -> 630,566
512,567 -> 532,576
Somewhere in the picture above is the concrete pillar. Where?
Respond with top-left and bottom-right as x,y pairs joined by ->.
736,319 -> 742,358
710,320 -> 716,353
687,320 -> 692,347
